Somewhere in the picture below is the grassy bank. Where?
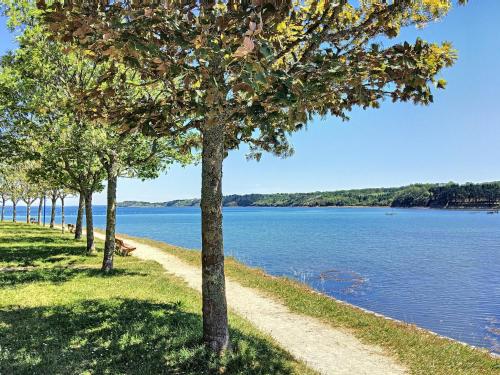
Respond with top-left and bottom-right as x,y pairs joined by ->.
0,222 -> 314,375
114,232 -> 500,375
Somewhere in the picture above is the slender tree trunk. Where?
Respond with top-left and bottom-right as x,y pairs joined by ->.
43,196 -> 46,226
84,192 -> 96,254
102,160 -> 118,273
1,197 -> 5,222
50,197 -> 56,228
26,202 -> 31,224
61,197 -> 65,234
12,201 -> 17,223
37,196 -> 43,225
75,193 -> 84,240
201,122 -> 229,353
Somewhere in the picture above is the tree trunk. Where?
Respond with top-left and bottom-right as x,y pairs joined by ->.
201,122 -> 229,353
43,196 -> 46,226
61,197 -> 65,234
37,197 -> 43,225
50,197 -> 56,228
84,192 -> 96,254
12,202 -> 17,223
26,202 -> 31,224
102,161 -> 118,273
75,193 -> 84,240
1,197 -> 5,222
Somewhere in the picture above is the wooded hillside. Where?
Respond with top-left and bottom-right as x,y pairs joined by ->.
119,182 -> 500,209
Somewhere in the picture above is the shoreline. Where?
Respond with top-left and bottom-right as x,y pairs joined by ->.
4,204 -> 499,211
311,287 -> 500,359
101,228 -> 500,359
116,204 -> 500,211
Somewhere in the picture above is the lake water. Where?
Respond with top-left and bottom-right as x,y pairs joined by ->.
3,206 -> 500,354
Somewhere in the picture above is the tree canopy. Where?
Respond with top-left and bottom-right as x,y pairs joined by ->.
37,0 -> 465,155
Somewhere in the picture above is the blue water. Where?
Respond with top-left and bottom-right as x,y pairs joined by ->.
3,206 -> 500,354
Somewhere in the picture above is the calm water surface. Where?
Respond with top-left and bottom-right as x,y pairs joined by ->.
5,206 -> 500,353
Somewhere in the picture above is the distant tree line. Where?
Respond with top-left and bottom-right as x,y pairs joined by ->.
0,161 -> 74,228
119,182 -> 500,209
392,182 -> 500,208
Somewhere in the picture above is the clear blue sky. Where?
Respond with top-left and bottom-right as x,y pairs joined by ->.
1,1 -> 500,205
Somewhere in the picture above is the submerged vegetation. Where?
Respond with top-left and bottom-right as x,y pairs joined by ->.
119,181 -> 500,209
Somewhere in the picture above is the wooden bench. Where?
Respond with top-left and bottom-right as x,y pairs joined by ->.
115,238 -> 137,256
67,224 -> 75,233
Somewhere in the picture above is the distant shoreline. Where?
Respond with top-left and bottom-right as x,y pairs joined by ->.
116,204 -> 500,211
117,181 -> 500,210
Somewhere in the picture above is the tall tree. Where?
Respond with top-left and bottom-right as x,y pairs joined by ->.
74,192 -> 84,239
0,192 -> 6,222
17,161 -> 40,223
20,181 -> 37,224
59,188 -> 72,233
0,165 -> 8,221
38,0 -> 465,352
3,168 -> 21,222
48,188 -> 58,228
80,71 -> 197,272
37,123 -> 105,253
36,194 -> 43,224
34,181 -> 50,225
97,129 -> 195,273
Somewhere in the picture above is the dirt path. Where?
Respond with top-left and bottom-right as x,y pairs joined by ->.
95,232 -> 406,375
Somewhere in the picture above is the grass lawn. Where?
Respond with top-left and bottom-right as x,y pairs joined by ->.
0,222 -> 314,375
114,233 -> 500,375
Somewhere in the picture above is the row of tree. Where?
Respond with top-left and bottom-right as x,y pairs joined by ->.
0,161 -> 78,232
0,26 -> 194,261
0,162 -> 43,223
0,162 -> 73,226
0,0 -> 465,354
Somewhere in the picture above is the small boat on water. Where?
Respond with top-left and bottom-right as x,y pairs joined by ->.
486,210 -> 499,214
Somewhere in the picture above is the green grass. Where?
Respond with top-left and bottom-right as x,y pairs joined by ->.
0,222 -> 315,375
114,232 -> 500,375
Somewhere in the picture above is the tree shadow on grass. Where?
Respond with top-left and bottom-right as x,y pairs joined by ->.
0,299 -> 296,375
0,237 -> 87,267
0,236 -> 62,243
0,267 -> 148,287
0,225 -> 58,237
